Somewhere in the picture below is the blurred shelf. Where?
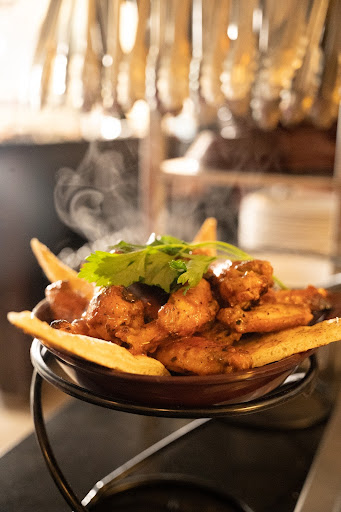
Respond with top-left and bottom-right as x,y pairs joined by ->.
161,157 -> 340,190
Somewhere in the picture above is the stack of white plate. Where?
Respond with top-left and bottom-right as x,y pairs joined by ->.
238,187 -> 339,287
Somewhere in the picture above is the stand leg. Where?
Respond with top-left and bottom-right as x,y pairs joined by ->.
30,369 -> 88,512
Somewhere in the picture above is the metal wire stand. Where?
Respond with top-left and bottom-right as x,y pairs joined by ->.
30,342 -> 318,511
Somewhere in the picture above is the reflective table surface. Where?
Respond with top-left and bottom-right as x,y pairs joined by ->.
0,384 -> 328,512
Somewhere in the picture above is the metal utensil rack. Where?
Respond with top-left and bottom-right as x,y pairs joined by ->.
30,339 -> 319,512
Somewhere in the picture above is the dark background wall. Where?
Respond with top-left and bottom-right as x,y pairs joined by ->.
0,140 -> 139,402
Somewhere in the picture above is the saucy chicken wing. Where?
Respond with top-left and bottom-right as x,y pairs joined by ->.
218,303 -> 313,334
157,278 -> 219,336
209,259 -> 273,308
155,335 -> 252,375
260,285 -> 330,311
84,285 -> 145,341
115,278 -> 219,354
45,280 -> 89,322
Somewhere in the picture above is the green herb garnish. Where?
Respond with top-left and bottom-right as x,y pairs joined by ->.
78,236 -> 286,292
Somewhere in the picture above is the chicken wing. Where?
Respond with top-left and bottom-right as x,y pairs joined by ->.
218,303 -> 313,334
84,285 -> 145,342
157,278 -> 219,336
209,259 -> 273,308
200,321 -> 242,345
114,320 -> 167,355
155,335 -> 252,375
260,285 -> 330,311
115,278 -> 219,354
45,280 -> 89,322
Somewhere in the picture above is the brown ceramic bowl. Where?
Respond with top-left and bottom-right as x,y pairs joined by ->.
33,300 -> 314,408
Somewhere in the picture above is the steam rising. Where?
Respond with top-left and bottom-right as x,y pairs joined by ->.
54,141 -> 143,243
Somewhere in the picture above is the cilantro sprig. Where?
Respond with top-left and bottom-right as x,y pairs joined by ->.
78,236 -> 285,292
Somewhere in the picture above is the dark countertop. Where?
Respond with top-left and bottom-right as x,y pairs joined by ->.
0,380 -> 327,512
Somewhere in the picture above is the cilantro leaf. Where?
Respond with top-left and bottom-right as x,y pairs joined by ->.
176,255 -> 215,288
144,252 -> 179,292
110,241 -> 145,253
79,250 -> 146,288
149,235 -> 188,255
156,235 -> 187,245
169,259 -> 187,272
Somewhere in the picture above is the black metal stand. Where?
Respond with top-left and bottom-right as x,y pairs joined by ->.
31,370 -> 87,512
30,341 -> 319,511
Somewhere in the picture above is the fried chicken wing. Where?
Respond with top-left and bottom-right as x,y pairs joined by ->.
127,283 -> 168,322
51,318 -> 90,335
115,320 -> 167,355
260,285 -> 330,311
157,278 -> 219,336
210,259 -> 273,308
200,322 -> 242,345
218,303 -> 313,334
84,285 -> 145,342
115,279 -> 219,354
45,280 -> 89,322
155,336 -> 252,375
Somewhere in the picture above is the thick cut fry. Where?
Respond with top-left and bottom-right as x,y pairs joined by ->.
192,217 -> 217,243
7,311 -> 170,376
240,317 -> 341,368
31,238 -> 94,300
192,217 -> 217,255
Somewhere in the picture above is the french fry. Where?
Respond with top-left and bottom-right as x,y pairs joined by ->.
240,317 -> 341,368
7,311 -> 170,376
31,238 -> 94,300
192,217 -> 217,255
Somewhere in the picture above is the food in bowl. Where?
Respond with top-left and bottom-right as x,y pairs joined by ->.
7,219 -> 341,378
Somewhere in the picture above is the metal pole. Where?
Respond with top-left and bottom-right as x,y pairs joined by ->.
138,107 -> 166,235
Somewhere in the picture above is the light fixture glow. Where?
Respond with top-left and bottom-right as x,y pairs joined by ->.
227,23 -> 238,41
119,1 -> 138,54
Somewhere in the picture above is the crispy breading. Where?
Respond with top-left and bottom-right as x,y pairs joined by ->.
45,280 -> 89,322
115,321 -> 166,355
158,278 -> 219,336
260,285 -> 330,311
210,259 -> 273,308
200,322 -> 242,345
84,285 -> 145,341
115,279 -> 220,354
156,335 -> 252,375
